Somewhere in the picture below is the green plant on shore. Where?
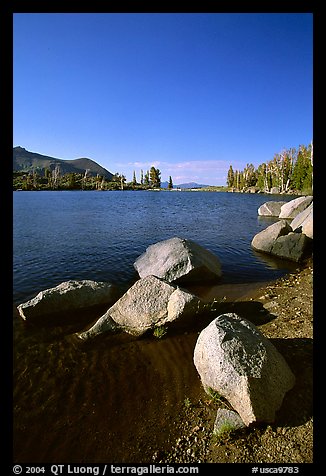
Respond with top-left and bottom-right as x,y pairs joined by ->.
153,325 -> 168,339
205,387 -> 233,411
197,296 -> 227,316
183,397 -> 192,409
211,421 -> 236,443
206,387 -> 223,404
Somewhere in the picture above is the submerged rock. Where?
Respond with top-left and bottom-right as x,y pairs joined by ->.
193,313 -> 295,425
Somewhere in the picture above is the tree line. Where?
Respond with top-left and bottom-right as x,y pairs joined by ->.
226,143 -> 313,194
13,165 -> 174,191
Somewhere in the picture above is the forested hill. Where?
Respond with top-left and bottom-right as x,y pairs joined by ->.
13,146 -> 114,180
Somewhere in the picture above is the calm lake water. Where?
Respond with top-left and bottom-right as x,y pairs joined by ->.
13,190 -> 300,463
13,190 -> 296,304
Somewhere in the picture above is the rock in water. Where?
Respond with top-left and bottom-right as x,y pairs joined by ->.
258,201 -> 287,217
290,203 -> 313,239
251,220 -> 310,262
133,237 -> 222,284
251,220 -> 292,254
270,232 -> 311,262
77,275 -> 202,339
279,196 -> 313,219
17,280 -> 118,322
193,313 -> 295,425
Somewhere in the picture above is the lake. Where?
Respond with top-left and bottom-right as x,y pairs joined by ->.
13,190 -> 296,304
13,189 -> 299,463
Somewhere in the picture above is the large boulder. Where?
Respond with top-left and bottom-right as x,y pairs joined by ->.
251,220 -> 292,254
279,196 -> 313,219
133,237 -> 222,284
270,232 -> 311,262
258,201 -> 287,217
77,275 -> 202,339
193,313 -> 295,426
17,280 -> 118,322
301,209 -> 313,239
290,203 -> 313,239
251,220 -> 311,262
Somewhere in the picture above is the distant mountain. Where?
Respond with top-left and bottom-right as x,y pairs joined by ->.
160,181 -> 209,189
13,146 -> 114,180
175,182 -> 209,189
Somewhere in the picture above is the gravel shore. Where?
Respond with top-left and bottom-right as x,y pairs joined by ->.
153,258 -> 313,464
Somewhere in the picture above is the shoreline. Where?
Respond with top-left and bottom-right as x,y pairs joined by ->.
13,187 -> 307,195
154,257 -> 313,463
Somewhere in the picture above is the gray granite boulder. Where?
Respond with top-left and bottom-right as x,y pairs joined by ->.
279,196 -> 313,219
77,275 -> 202,339
193,313 -> 295,426
290,203 -> 313,239
271,232 -> 311,262
301,209 -> 313,239
251,219 -> 311,262
133,237 -> 222,284
17,280 -> 118,322
258,201 -> 287,217
251,220 -> 292,254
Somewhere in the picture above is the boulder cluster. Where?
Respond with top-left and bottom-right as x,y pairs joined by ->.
17,237 -> 221,334
17,210 -> 304,431
252,196 -> 313,262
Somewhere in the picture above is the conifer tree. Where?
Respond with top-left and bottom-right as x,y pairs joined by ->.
149,166 -> 161,188
132,170 -> 137,186
227,165 -> 235,187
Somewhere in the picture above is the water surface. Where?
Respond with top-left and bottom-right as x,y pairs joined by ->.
13,190 -> 296,303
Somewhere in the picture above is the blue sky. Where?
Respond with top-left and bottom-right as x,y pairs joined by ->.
13,13 -> 313,185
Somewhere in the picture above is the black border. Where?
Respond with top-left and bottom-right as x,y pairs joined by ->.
4,2 -> 320,473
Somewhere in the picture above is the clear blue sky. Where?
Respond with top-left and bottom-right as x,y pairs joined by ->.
13,13 -> 313,185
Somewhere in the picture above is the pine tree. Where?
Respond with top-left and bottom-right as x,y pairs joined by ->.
227,165 -> 234,187
132,170 -> 137,186
120,174 -> 126,190
227,142 -> 312,194
291,144 -> 312,192
149,166 -> 161,188
168,176 -> 173,189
